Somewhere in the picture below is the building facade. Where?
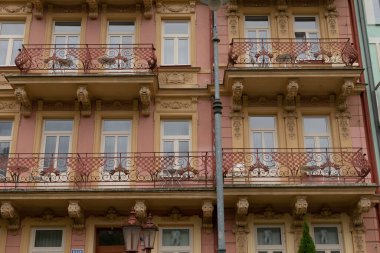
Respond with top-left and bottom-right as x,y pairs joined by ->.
0,0 -> 379,253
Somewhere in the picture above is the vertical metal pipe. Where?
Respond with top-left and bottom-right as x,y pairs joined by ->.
212,10 -> 226,253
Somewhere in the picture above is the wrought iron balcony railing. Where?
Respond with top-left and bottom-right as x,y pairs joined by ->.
0,149 -> 371,190
223,148 -> 371,184
14,44 -> 157,73
228,38 -> 359,68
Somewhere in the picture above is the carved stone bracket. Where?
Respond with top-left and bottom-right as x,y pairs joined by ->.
139,86 -> 151,116
236,197 -> 249,227
142,0 -> 152,18
336,79 -> 354,112
134,200 -> 147,220
86,0 -> 98,19
68,201 -> 84,230
202,200 -> 214,232
14,87 -> 31,117
351,197 -> 372,228
293,196 -> 308,226
232,80 -> 243,112
1,202 -> 20,231
284,79 -> 298,112
31,0 -> 43,19
77,86 -> 91,117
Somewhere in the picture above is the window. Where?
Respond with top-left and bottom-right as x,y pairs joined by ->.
42,120 -> 73,172
249,116 -> 277,150
254,225 -> 285,253
313,225 -> 343,253
0,22 -> 25,66
162,21 -> 190,65
294,17 -> 319,40
161,120 -> 191,155
245,16 -> 271,65
30,228 -> 64,253
160,227 -> 192,253
101,120 -> 131,171
373,0 -> 380,24
303,117 -> 330,150
106,21 -> 135,69
0,121 -> 12,177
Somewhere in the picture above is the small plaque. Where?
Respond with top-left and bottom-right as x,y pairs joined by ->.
71,249 -> 84,253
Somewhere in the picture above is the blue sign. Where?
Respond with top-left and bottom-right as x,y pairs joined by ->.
71,249 -> 84,253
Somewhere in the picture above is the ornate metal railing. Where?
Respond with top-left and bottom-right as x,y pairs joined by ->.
0,152 -> 214,189
228,38 -> 359,68
0,149 -> 371,190
14,44 -> 157,73
222,148 -> 371,184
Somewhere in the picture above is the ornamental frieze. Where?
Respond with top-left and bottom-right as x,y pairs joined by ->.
156,97 -> 197,112
156,0 -> 195,14
0,2 -> 32,14
158,72 -> 196,86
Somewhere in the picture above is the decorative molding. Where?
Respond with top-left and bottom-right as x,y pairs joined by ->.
232,116 -> 242,138
228,16 -> 239,36
139,86 -> 151,116
77,86 -> 91,117
161,208 -> 190,222
232,226 -> 250,253
31,0 -> 43,19
142,0 -> 152,18
236,197 -> 249,227
247,95 -> 279,107
283,111 -> 297,140
336,111 -> 351,139
134,200 -> 147,220
0,2 -> 32,14
158,72 -> 195,86
312,205 -> 340,219
227,0 -> 238,14
351,197 -> 372,228
202,200 -> 214,232
156,0 -> 195,14
14,87 -> 31,117
156,97 -> 197,112
86,0 -> 98,19
48,4 -> 83,13
285,79 -> 298,112
300,95 -> 335,107
276,12 -> 289,36
232,80 -> 243,112
96,100 -> 135,111
0,202 -> 20,231
68,201 -> 84,230
41,208 -> 56,221
102,4 -> 138,13
255,205 -> 283,219
0,101 -> 18,112
336,79 -> 354,112
293,196 -> 307,226
105,207 -> 121,221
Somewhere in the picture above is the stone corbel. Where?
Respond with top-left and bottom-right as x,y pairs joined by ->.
236,197 -> 249,227
86,0 -> 98,19
1,202 -> 20,231
134,200 -> 147,220
14,87 -> 31,117
336,79 -> 354,112
68,201 -> 84,230
351,197 -> 372,228
293,196 -> 308,224
284,79 -> 298,112
139,86 -> 151,116
142,0 -> 152,19
232,80 -> 243,112
77,86 -> 91,117
31,0 -> 43,19
202,200 -> 214,232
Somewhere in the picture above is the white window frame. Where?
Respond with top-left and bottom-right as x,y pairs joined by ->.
303,116 -> 331,150
161,120 -> 191,154
293,16 -> 320,39
41,120 -> 73,171
162,20 -> 190,65
254,225 -> 286,253
0,120 -> 13,177
245,16 -> 271,39
312,224 -> 343,253
30,227 -> 65,253
52,21 -> 81,45
0,21 -> 25,66
249,116 -> 277,150
107,21 -> 135,45
159,227 -> 193,253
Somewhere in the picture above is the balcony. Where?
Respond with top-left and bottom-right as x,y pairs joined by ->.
223,38 -> 363,96
0,148 -> 371,191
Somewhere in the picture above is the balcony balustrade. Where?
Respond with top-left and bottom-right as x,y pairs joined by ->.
0,149 -> 370,190
228,38 -> 359,68
14,44 -> 157,73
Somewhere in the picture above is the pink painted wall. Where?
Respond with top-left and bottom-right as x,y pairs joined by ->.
201,228 -> 215,253
71,232 -> 86,251
336,0 -> 354,41
5,231 -> 21,253
15,110 -> 36,153
221,96 -> 232,149
348,96 -> 367,152
85,16 -> 101,44
28,13 -> 47,44
76,110 -> 94,153
137,104 -> 154,152
140,9 -> 155,44
198,99 -> 213,151
364,208 -> 380,253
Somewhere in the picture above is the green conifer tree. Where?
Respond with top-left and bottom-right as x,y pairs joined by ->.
297,221 -> 316,253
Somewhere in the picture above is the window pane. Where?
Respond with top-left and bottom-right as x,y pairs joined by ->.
257,227 -> 282,245
252,132 -> 263,149
103,120 -> 131,132
54,36 -> 66,45
294,17 -> 317,29
164,39 -> 174,64
122,36 -> 133,44
11,39 -> 23,64
179,141 -> 189,153
68,36 -> 79,45
303,118 -> 328,134
319,137 -> 329,149
245,16 -> 269,28
117,136 -> 128,153
0,142 -> 10,155
295,32 -> 306,40
0,23 -> 24,35
178,39 -> 189,64
258,30 -> 268,39
108,22 -> 135,33
0,122 -> 12,136
247,31 -> 256,39
264,132 -> 274,149
162,229 -> 190,246
250,116 -> 276,129
97,228 -> 124,246
304,137 -> 315,149
34,230 -> 63,247
164,22 -> 188,34
54,22 -> 81,33
104,136 -> 116,153
0,40 -> 8,65
163,141 -> 174,153
57,136 -> 70,153
44,120 -> 73,131
44,136 -> 57,154
314,227 -> 339,244
163,121 -> 189,136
